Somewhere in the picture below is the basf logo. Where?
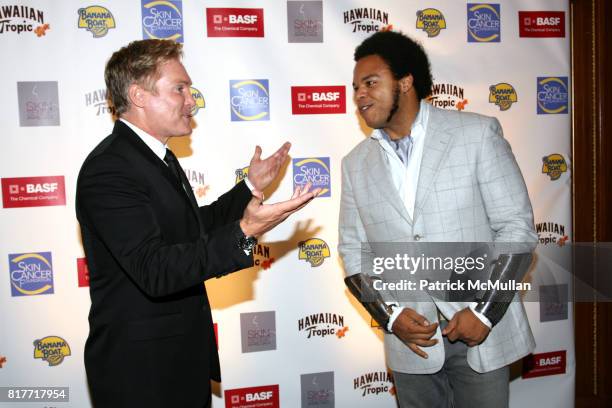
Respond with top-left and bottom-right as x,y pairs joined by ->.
9,252 -> 54,297
17,81 -> 60,126
2,176 -> 66,208
292,158 -> 330,197
77,257 -> 90,287
225,384 -> 279,408
141,0 -> 183,42
522,351 -> 566,379
230,80 -> 270,121
287,1 -> 323,43
537,77 -> 568,114
519,11 -> 565,38
467,3 -> 500,43
291,86 -> 345,114
207,8 -> 264,37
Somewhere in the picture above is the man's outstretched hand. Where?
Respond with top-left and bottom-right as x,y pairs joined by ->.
239,183 -> 320,238
247,142 -> 291,191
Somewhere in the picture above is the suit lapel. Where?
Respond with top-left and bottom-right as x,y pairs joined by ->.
365,140 -> 413,225
113,121 -> 204,231
413,107 -> 456,223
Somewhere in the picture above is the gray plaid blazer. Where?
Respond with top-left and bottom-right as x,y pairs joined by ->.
339,106 -> 537,374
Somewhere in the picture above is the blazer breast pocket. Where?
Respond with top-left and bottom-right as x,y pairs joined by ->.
127,312 -> 185,342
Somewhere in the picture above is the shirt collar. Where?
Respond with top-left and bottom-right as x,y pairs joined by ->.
372,99 -> 430,143
120,118 -> 167,161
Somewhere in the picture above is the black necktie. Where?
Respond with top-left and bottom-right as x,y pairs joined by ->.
163,148 -> 198,209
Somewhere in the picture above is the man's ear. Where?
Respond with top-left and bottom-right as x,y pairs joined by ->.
127,83 -> 146,109
399,74 -> 414,93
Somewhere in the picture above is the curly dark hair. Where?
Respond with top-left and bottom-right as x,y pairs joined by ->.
354,31 -> 433,100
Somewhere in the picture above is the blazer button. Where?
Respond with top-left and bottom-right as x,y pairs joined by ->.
414,234 -> 422,241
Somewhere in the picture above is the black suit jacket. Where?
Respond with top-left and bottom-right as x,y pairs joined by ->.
76,121 -> 253,407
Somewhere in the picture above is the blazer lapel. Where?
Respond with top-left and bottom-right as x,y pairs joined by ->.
365,140 -> 413,225
114,121 -> 204,231
413,108 -> 456,223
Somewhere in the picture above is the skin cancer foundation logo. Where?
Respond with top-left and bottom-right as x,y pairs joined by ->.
542,154 -> 568,180
230,80 -> 270,122
141,0 -> 183,42
298,238 -> 330,267
489,83 -> 517,111
467,3 -> 500,43
292,157 -> 330,197
287,1 -> 323,43
301,372 -> 334,407
0,5 -> 49,36
416,9 -> 446,37
33,336 -> 71,366
9,252 -> 54,297
77,6 -> 115,37
537,77 -> 568,114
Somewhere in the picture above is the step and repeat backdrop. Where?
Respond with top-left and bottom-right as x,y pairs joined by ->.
0,0 -> 573,407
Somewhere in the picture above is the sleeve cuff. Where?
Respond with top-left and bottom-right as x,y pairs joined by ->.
469,302 -> 492,329
244,177 -> 255,192
386,304 -> 403,332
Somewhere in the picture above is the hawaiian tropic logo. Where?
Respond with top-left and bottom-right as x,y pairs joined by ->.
537,77 -> 568,114
190,87 -> 205,115
230,80 -> 270,121
77,6 -> 116,37
489,83 -> 517,111
33,336 -> 71,366
416,9 -> 446,37
542,154 -> 567,180
292,157 -> 330,197
141,0 -> 183,42
9,252 -> 54,296
467,4 -> 500,42
298,238 -> 330,267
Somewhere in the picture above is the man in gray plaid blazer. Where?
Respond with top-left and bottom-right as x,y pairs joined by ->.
339,31 -> 538,408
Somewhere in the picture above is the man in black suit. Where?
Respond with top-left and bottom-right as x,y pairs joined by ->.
76,39 -> 318,408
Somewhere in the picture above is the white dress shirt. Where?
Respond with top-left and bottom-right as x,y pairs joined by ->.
119,118 -> 256,191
